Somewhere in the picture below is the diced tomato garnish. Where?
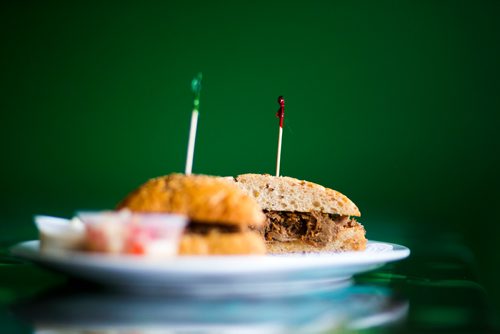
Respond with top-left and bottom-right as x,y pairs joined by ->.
128,241 -> 145,255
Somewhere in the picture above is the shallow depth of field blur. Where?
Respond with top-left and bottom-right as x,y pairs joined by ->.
1,0 -> 499,313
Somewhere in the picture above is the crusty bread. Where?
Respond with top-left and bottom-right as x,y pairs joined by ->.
235,174 -> 361,216
179,230 -> 266,255
118,173 -> 266,227
234,173 -> 366,254
265,223 -> 366,253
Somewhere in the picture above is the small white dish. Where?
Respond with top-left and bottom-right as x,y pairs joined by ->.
34,212 -> 188,258
78,211 -> 188,257
34,215 -> 86,253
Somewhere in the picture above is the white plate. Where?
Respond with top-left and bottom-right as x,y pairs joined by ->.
10,240 -> 409,297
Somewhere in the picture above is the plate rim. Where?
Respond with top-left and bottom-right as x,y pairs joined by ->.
10,239 -> 410,275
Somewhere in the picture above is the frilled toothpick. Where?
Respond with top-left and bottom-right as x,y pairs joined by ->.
185,73 -> 202,175
275,96 -> 285,177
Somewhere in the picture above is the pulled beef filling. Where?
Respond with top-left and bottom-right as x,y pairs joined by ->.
262,211 -> 357,247
185,222 -> 241,235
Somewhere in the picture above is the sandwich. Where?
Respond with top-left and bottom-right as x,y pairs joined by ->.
234,173 -> 366,253
117,173 -> 267,255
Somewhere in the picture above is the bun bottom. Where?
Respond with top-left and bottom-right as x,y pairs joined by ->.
179,230 -> 266,255
265,224 -> 366,254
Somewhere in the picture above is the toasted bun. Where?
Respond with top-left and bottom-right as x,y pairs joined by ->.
235,174 -> 361,216
265,223 -> 366,254
179,230 -> 266,255
118,174 -> 266,227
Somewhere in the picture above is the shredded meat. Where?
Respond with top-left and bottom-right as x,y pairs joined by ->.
185,222 -> 241,235
262,211 -> 357,247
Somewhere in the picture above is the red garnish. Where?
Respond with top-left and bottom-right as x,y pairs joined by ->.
128,241 -> 146,255
276,96 -> 285,128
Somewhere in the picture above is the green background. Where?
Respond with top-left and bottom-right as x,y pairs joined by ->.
1,0 -> 499,316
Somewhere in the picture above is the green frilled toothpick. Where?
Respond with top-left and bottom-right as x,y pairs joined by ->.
185,72 -> 202,175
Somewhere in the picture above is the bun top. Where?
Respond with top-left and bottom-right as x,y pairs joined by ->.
235,174 -> 361,217
117,174 -> 266,227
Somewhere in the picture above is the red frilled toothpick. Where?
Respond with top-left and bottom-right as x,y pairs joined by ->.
275,96 -> 285,177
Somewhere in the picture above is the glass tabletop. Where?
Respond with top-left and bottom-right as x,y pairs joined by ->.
0,223 -> 497,334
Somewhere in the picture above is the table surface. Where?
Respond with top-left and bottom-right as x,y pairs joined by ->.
0,225 -> 498,334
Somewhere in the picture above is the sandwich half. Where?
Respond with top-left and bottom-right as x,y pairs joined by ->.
117,173 -> 266,255
234,173 -> 366,253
